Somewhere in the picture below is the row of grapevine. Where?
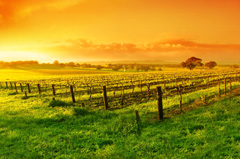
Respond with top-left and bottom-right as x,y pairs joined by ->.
1,70 -> 240,111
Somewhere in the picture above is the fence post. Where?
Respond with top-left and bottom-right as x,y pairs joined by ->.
14,83 -> 18,93
224,78 -> 227,95
102,86 -> 108,110
37,84 -> 41,94
52,84 -> 56,96
135,110 -> 140,123
5,82 -> 8,89
121,86 -> 124,106
140,80 -> 143,93
89,86 -> 92,99
207,77 -> 210,88
218,80 -> 221,98
229,78 -> 232,93
178,86 -> 183,112
70,85 -> 76,103
27,83 -> 31,93
20,83 -> 23,92
10,82 -> 13,89
157,86 -> 163,120
147,84 -> 150,100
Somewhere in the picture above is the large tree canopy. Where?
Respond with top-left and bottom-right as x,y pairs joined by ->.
180,57 -> 203,70
205,61 -> 217,69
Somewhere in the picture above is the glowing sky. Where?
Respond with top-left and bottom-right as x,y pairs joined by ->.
0,0 -> 240,63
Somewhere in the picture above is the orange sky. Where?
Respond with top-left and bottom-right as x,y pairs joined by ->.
0,0 -> 240,63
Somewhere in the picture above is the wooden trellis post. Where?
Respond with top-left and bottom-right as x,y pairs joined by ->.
102,86 -> 108,109
20,83 -> 23,92
27,83 -> 31,93
121,85 -> 124,106
157,86 -> 163,120
135,110 -> 140,123
52,84 -> 56,96
147,84 -> 151,100
224,78 -> 227,95
177,86 -> 183,112
70,85 -> 76,103
218,81 -> 221,98
37,84 -> 41,94
229,78 -> 232,93
14,83 -> 18,93
10,82 -> 13,89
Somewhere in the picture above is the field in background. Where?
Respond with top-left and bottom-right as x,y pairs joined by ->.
0,65 -> 233,81
0,68 -> 110,81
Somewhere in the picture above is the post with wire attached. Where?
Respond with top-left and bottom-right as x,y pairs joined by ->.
178,85 -> 183,113
20,83 -> 23,92
218,80 -> 221,98
224,78 -> 227,95
135,110 -> 140,123
10,82 -> 13,89
37,84 -> 41,95
52,84 -> 56,96
156,86 -> 163,120
14,83 -> 18,93
102,86 -> 108,110
229,78 -> 232,93
70,85 -> 76,103
27,83 -> 31,93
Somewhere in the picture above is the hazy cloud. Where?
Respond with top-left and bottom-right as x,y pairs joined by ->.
0,0 -> 83,26
37,39 -> 240,63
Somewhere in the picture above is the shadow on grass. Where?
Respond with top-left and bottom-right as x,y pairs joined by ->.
48,99 -> 72,107
8,92 -> 18,96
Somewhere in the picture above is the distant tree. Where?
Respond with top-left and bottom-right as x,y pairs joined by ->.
150,66 -> 156,71
181,57 -> 203,70
142,65 -> 150,72
66,62 -> 75,67
205,61 -> 217,69
59,63 -> 65,68
112,67 -> 120,71
180,62 -> 186,68
135,66 -> 141,72
81,63 -> 92,68
231,65 -> 239,69
107,64 -> 113,69
129,64 -> 135,70
96,65 -> 103,70
157,68 -> 163,71
53,60 -> 59,65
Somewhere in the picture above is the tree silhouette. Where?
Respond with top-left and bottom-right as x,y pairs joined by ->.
53,60 -> 59,65
180,57 -> 203,70
205,61 -> 217,69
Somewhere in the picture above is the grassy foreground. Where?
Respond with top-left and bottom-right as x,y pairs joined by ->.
0,88 -> 240,158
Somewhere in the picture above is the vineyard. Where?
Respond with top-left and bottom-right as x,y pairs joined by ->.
1,68 -> 240,158
1,69 -> 240,118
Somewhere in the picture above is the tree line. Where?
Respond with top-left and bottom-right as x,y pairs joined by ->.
180,57 -> 217,70
0,59 -> 238,71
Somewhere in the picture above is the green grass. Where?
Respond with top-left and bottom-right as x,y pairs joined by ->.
1,88 -> 240,158
48,99 -> 71,108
